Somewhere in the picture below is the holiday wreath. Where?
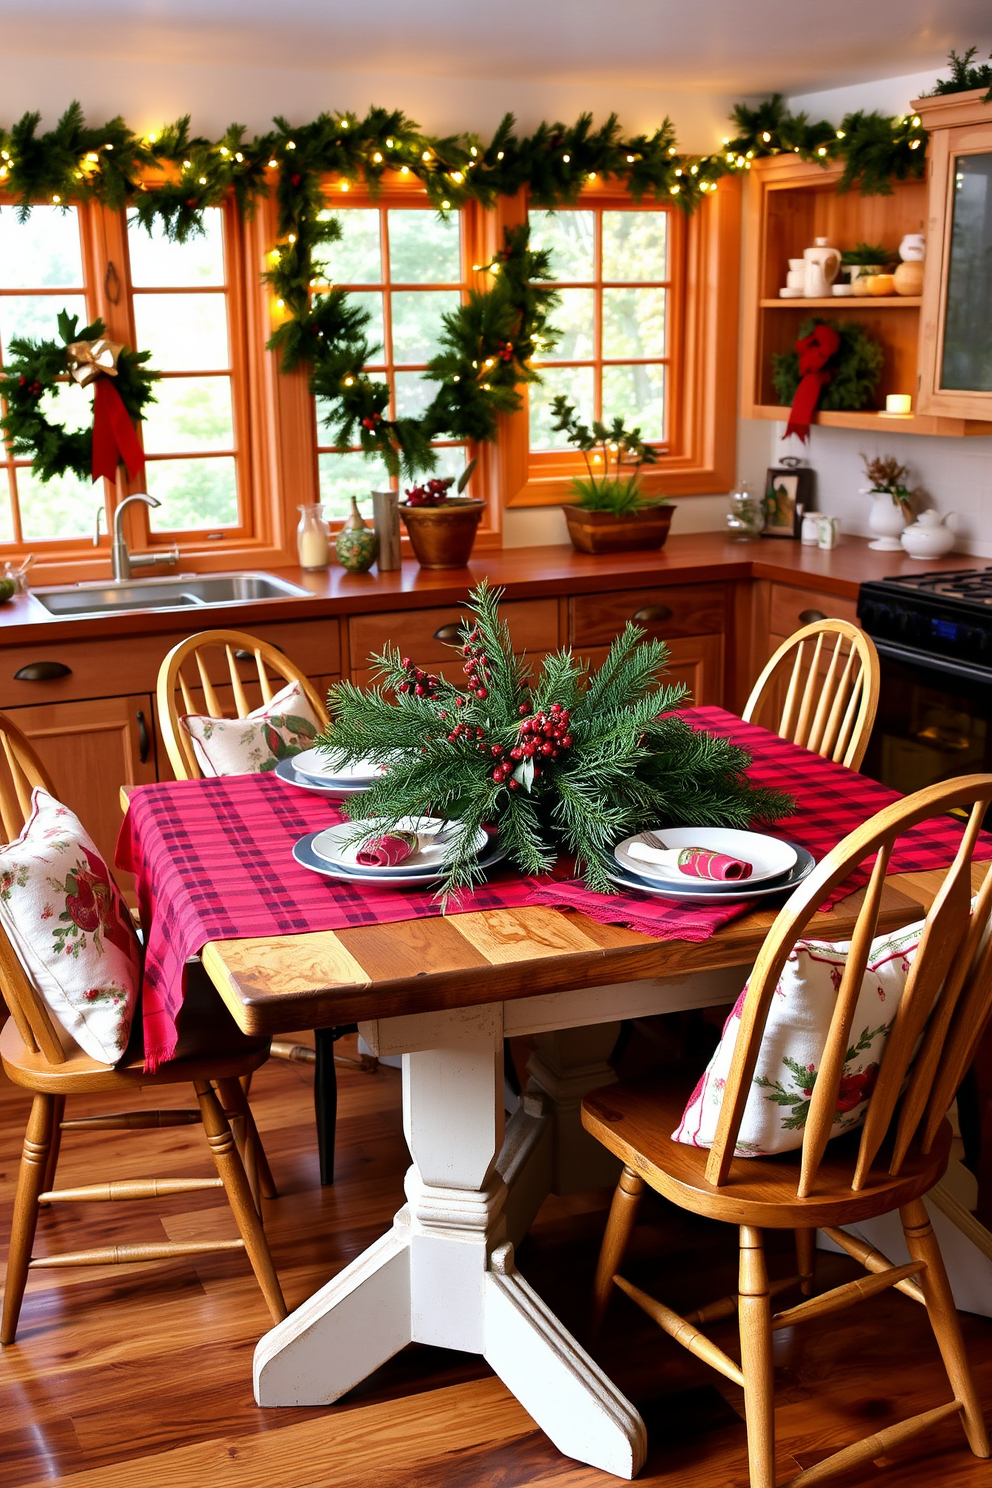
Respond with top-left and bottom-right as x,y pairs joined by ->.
0,310 -> 158,484
320,583 -> 793,900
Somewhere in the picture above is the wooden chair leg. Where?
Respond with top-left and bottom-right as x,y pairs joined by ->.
589,1165 -> 644,1345
314,1027 -> 338,1186
901,1198 -> 991,1458
193,1080 -> 287,1325
41,1095 -> 65,1199
2,1094 -> 55,1345
795,1227 -> 817,1296
738,1225 -> 776,1488
216,1076 -> 278,1205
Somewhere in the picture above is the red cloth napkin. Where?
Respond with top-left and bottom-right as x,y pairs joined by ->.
355,831 -> 418,867
117,706 -> 992,1070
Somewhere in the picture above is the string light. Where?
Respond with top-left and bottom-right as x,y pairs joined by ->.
341,119 -> 349,129
496,150 -> 504,159
372,152 -> 383,163
386,137 -> 394,148
562,153 -> 570,162
340,181 -> 349,190
626,154 -> 635,162
104,143 -> 114,151
288,232 -> 296,242
86,152 -> 99,163
235,152 -> 243,162
668,146 -> 676,156
220,146 -> 229,156
670,183 -> 680,194
909,139 -> 921,149
453,374 -> 460,381
470,146 -> 478,156
690,164 -> 698,174
836,129 -> 846,139
422,150 -> 431,161
268,158 -> 278,168
400,165 -> 409,174
182,159 -> 191,169
817,146 -> 827,156
286,140 -> 296,150
343,376 -> 354,385
911,115 -> 921,128
674,168 -> 682,177
441,199 -> 451,209
146,132 -> 158,145
52,193 -> 60,203
198,176 -> 207,184
588,171 -> 597,181
451,171 -> 464,183
761,131 -> 772,143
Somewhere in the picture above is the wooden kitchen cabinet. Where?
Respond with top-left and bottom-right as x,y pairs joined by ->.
574,633 -> 724,707
569,583 -> 726,705
4,694 -> 158,897
348,597 -> 559,689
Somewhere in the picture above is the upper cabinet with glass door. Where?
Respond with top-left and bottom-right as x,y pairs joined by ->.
916,89 -> 992,422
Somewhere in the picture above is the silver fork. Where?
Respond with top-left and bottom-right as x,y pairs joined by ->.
639,828 -> 670,851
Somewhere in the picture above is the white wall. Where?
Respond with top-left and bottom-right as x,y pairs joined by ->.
741,69 -> 992,558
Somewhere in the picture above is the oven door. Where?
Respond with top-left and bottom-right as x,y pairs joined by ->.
862,638 -> 992,795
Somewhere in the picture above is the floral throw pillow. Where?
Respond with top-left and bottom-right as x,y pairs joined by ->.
0,789 -> 141,1064
181,678 -> 320,778
673,918 -> 924,1158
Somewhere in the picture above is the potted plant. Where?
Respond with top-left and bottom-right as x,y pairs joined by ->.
861,452 -> 919,550
841,242 -> 894,296
550,398 -> 673,555
399,460 -> 483,569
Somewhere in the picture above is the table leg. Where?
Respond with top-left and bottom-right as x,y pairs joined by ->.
254,1003 -> 646,1479
313,1027 -> 338,1186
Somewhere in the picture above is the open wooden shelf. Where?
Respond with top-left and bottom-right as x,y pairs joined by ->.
759,296 -> 922,309
750,403 -> 989,437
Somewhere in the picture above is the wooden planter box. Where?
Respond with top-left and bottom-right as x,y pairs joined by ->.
562,504 -> 674,555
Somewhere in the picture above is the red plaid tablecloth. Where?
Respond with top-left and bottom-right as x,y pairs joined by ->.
116,706 -> 992,1070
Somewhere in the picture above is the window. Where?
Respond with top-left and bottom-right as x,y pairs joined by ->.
0,205 -> 97,544
527,207 -> 670,450
313,200 -> 472,519
126,209 -> 244,535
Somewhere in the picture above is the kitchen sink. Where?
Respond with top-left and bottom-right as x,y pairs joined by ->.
32,572 -> 313,619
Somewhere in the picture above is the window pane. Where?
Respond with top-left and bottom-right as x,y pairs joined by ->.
420,445 -> 469,489
132,292 -> 230,371
528,210 -> 594,281
318,449 -> 392,521
17,465 -> 96,541
539,288 -> 594,360
127,210 -> 225,287
37,380 -> 93,436
320,209 -> 381,284
602,363 -> 665,442
393,370 -> 440,420
602,288 -> 666,359
145,456 -> 238,529
602,212 -> 668,281
0,294 -> 89,352
529,366 -> 595,450
388,210 -> 460,284
0,206 -> 84,289
391,290 -> 460,364
141,377 -> 234,454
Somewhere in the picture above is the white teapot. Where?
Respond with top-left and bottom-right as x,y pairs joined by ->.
900,509 -> 956,559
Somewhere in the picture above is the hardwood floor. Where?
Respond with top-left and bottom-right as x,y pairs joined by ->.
1,1033 -> 990,1488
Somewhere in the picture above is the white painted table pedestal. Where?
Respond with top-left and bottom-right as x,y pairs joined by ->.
253,968 -> 746,1477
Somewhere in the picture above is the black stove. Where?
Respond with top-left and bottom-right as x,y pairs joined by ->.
859,567 -> 992,675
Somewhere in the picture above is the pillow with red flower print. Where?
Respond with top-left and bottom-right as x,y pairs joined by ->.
0,789 -> 141,1064
672,917 -> 925,1158
180,679 -> 320,778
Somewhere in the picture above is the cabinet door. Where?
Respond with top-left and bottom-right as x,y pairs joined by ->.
575,634 -> 723,708
569,585 -> 725,647
5,695 -> 157,897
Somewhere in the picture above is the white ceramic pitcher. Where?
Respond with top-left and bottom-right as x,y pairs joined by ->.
803,237 -> 840,298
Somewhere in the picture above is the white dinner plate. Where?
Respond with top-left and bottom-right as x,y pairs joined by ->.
614,828 -> 797,888
292,747 -> 385,784
293,831 -> 507,888
311,816 -> 489,876
274,757 -> 370,797
607,844 -> 815,905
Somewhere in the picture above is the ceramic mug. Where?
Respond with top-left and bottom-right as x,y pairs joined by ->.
800,513 -> 821,547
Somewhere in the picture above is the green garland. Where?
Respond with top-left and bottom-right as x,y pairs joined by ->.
0,311 -> 158,482
322,582 -> 792,900
771,317 -> 884,412
925,47 -> 992,100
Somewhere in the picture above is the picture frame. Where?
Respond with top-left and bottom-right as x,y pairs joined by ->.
762,464 -> 814,538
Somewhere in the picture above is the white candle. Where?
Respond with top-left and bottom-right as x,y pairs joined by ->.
885,394 -> 912,415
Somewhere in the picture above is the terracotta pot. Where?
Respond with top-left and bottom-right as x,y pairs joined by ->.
562,503 -> 675,555
399,499 -> 485,569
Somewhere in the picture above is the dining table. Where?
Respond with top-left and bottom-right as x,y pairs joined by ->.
116,706 -> 992,1480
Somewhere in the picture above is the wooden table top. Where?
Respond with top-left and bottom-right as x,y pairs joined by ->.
200,867 -> 974,1037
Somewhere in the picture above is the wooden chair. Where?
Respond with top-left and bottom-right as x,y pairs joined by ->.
743,619 -> 880,770
156,627 -> 329,782
0,711 -> 57,838
155,631 -> 347,1185
582,774 -> 992,1488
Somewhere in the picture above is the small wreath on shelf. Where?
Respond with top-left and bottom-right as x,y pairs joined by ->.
771,316 -> 884,412
0,310 -> 159,484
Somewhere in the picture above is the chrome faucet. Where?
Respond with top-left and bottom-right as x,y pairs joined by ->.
94,495 -> 180,582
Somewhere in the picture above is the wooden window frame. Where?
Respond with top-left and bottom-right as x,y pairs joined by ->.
493,178 -> 741,508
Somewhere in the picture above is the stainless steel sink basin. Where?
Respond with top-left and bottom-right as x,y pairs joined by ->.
32,572 -> 312,619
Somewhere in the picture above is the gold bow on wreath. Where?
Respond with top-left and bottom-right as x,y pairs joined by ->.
65,336 -> 123,387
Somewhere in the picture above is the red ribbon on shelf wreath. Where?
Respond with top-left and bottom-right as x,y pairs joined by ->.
783,323 -> 840,442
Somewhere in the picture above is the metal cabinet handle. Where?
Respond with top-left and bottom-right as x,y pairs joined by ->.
136,709 -> 150,764
632,605 -> 673,624
432,622 -> 463,642
799,609 -> 827,624
13,661 -> 72,682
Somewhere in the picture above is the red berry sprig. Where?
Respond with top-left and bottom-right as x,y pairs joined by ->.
404,477 -> 455,507
396,656 -> 441,698
460,624 -> 491,701
508,704 -> 573,764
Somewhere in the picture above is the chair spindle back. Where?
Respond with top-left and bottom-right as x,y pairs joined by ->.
705,775 -> 992,1199
156,628 -> 330,781
743,620 -> 880,770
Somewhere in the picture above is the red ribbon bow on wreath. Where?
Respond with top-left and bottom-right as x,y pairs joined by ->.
66,336 -> 146,484
783,323 -> 840,443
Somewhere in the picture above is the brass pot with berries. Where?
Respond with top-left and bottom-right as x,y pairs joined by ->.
399,462 -> 483,569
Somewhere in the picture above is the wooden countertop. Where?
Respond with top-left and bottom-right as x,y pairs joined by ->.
0,533 -> 978,647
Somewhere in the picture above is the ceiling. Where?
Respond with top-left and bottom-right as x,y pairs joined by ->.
1,0 -> 990,96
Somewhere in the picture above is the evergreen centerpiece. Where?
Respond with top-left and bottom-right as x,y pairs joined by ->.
321,583 -> 792,900
549,397 -> 674,554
